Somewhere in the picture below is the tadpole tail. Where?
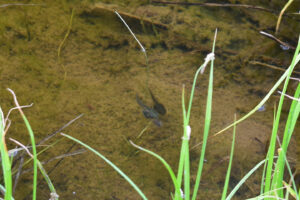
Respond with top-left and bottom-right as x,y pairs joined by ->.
136,94 -> 146,109
148,89 -> 167,115
149,88 -> 158,104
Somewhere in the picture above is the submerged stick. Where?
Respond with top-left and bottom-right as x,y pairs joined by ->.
13,156 -> 24,194
290,77 -> 300,82
43,149 -> 86,165
37,113 -> 83,145
47,143 -> 76,176
249,61 -> 300,75
0,3 -> 44,8
152,1 -> 274,13
278,91 -> 300,102
259,31 -> 295,50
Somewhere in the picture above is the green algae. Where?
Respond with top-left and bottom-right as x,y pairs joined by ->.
0,1 -> 299,199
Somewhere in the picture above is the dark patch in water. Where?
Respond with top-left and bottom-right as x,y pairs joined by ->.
227,39 -> 247,50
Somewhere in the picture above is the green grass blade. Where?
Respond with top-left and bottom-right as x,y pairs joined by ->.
260,103 -> 276,196
177,28 -> 217,197
176,41 -> 215,198
7,89 -> 38,200
36,160 -> 57,196
60,133 -> 148,200
186,63 -> 205,122
183,126 -> 190,200
182,85 -> 190,200
14,114 -> 38,200
176,55 -> 207,190
285,83 -> 300,143
265,37 -> 300,197
225,159 -> 267,200
260,157 -> 268,196
221,115 -> 236,200
191,28 -> 217,200
0,108 -> 13,200
272,81 -> 300,195
129,141 -> 182,199
176,85 -> 187,191
283,181 -> 297,199
280,148 -> 299,200
264,113 -> 281,197
0,184 -> 14,200
247,186 -> 287,200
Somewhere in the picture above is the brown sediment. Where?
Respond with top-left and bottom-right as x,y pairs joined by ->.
0,1 -> 299,199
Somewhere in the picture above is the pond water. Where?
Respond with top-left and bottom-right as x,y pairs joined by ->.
0,1 -> 299,199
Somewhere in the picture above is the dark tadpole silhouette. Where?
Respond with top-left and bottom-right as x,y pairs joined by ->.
136,94 -> 162,127
149,89 -> 166,115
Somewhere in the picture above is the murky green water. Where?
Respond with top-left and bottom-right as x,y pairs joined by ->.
0,0 -> 299,199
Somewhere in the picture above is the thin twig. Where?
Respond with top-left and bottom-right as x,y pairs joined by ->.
6,89 -> 27,117
151,1 -> 274,13
13,156 -> 24,194
278,91 -> 300,101
249,61 -> 300,75
47,143 -> 77,175
0,3 -> 44,8
6,146 -> 44,159
5,104 -> 33,128
37,113 -> 84,145
260,31 -> 295,50
42,149 -> 86,165
290,77 -> 300,82
9,138 -> 33,157
17,146 -> 83,175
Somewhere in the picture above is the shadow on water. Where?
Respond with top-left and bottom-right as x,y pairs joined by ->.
0,0 -> 299,199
